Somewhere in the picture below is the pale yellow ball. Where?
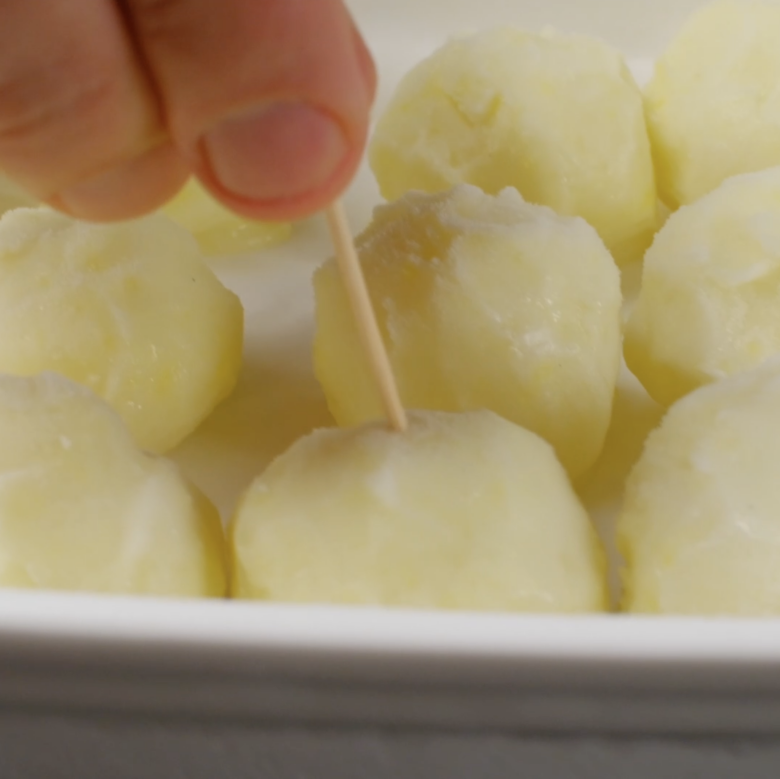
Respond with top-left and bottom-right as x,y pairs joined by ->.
231,410 -> 608,612
369,27 -> 657,264
0,373 -> 226,597
645,0 -> 780,208
625,167 -> 780,407
161,178 -> 291,257
619,357 -> 780,615
314,185 -> 622,477
0,207 -> 244,453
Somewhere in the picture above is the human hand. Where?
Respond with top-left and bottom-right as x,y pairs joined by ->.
0,0 -> 376,222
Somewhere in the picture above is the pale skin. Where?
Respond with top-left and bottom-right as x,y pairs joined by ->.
0,0 -> 377,222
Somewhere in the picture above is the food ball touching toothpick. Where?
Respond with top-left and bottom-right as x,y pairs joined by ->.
0,373 -> 226,597
369,27 -> 657,264
0,207 -> 244,454
161,178 -> 292,257
625,167 -> 780,407
314,185 -> 622,477
230,409 -> 608,612
619,357 -> 780,615
645,0 -> 780,208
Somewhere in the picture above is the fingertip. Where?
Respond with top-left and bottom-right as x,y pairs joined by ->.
349,18 -> 378,105
195,117 -> 367,222
50,142 -> 189,222
202,102 -> 349,201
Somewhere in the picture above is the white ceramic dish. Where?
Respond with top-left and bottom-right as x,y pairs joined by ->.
3,1 -> 780,775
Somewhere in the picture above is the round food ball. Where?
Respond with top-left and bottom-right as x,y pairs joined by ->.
369,27 -> 657,264
645,0 -> 780,209
161,178 -> 291,257
231,410 -> 607,612
619,357 -> 780,615
625,167 -> 780,407
0,207 -> 244,453
314,185 -> 622,477
0,373 -> 226,596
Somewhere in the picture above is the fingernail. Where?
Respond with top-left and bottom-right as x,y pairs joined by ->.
203,102 -> 350,203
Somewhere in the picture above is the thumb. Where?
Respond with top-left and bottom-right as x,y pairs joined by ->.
126,0 -> 377,221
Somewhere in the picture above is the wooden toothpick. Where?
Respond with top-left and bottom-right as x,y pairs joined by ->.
325,200 -> 408,433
